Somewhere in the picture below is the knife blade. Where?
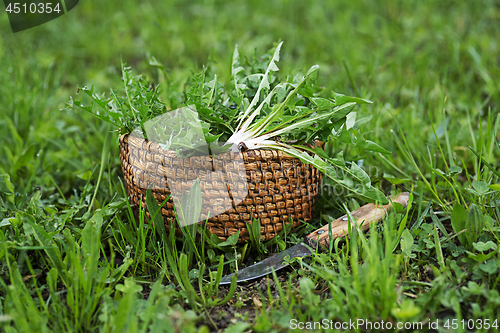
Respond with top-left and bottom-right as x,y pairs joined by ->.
219,192 -> 410,285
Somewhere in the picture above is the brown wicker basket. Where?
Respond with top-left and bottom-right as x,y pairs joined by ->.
119,133 -> 322,242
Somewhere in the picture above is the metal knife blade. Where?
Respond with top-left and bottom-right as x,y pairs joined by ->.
218,242 -> 313,285
219,192 -> 410,285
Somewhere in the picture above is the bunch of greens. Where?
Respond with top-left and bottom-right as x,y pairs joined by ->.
68,42 -> 388,203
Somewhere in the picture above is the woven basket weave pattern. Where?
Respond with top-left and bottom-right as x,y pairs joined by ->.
119,134 -> 321,242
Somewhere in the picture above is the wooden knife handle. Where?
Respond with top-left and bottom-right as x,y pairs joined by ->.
305,192 -> 410,247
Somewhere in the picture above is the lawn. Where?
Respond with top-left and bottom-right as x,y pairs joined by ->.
1,0 -> 500,332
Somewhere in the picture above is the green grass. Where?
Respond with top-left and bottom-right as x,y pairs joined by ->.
1,0 -> 500,332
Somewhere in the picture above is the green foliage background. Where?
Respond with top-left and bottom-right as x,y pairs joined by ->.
1,0 -> 498,191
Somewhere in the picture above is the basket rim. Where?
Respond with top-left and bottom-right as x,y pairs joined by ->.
119,132 -> 324,160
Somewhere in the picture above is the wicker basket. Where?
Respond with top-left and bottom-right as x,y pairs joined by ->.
119,133 -> 322,242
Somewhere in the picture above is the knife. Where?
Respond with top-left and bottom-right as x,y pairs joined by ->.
219,192 -> 410,285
